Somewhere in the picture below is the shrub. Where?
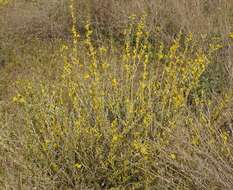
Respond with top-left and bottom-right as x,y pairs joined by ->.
5,12 -> 232,189
1,1 -> 233,189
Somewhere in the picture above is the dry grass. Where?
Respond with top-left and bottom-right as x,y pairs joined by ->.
0,1 -> 233,189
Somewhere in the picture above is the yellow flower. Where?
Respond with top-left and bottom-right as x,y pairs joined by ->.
221,133 -> 228,145
12,94 -> 26,104
170,153 -> 176,160
112,135 -> 119,143
133,141 -> 148,157
84,73 -> 90,80
12,96 -> 18,102
99,47 -> 107,53
229,32 -> 233,39
61,44 -> 68,51
74,163 -> 82,169
111,78 -> 118,87
140,146 -> 148,156
51,163 -> 59,172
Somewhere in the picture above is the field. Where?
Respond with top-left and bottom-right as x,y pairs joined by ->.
0,1 -> 233,189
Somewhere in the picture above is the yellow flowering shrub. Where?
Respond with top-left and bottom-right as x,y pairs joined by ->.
1,3 -> 233,189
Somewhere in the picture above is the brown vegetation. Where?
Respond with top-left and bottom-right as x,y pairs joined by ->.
0,0 -> 233,189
